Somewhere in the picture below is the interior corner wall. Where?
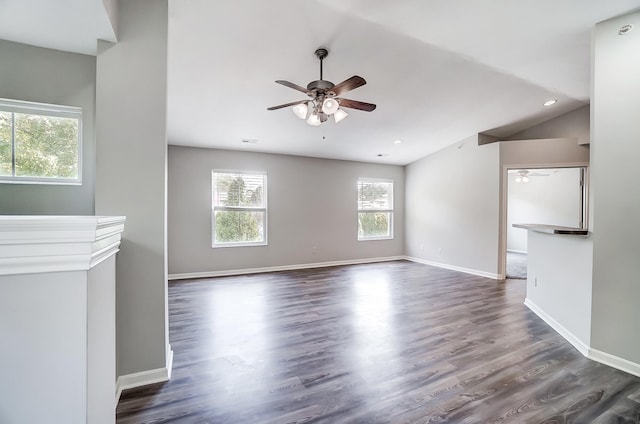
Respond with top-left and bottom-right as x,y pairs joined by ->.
167,146 -> 405,276
404,135 -> 501,277
95,0 -> 169,377
0,40 -> 96,215
590,11 -> 640,365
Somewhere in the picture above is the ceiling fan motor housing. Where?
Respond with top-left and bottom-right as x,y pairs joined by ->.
307,79 -> 335,93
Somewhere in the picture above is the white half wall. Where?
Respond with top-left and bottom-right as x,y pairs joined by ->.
405,135 -> 501,278
0,271 -> 87,423
167,146 -> 405,275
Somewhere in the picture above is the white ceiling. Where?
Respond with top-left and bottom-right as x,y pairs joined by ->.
2,0 -> 639,165
0,0 -> 116,55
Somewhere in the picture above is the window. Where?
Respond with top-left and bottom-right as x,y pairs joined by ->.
358,178 -> 393,240
0,98 -> 82,184
212,170 -> 267,247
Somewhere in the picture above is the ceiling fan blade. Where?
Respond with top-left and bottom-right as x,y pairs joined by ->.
332,76 -> 366,96
337,98 -> 377,112
275,80 -> 309,94
267,100 -> 307,111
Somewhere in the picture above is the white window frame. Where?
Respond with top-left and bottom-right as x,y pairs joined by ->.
0,98 -> 82,185
357,177 -> 394,241
212,169 -> 268,248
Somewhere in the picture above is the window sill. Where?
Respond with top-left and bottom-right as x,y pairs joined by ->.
212,241 -> 268,249
0,178 -> 82,186
358,236 -> 394,241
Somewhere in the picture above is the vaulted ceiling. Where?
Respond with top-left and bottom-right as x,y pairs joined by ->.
2,0 -> 639,164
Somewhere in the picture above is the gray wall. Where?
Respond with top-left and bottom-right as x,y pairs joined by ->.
0,40 -> 96,215
591,11 -> 640,365
526,232 -> 593,347
404,108 -> 591,279
508,105 -> 590,145
405,136 -> 501,277
168,146 -> 405,275
95,0 -> 169,377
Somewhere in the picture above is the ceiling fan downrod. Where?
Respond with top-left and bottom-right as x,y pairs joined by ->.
315,48 -> 328,81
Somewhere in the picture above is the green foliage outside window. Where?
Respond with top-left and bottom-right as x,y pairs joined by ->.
0,112 -> 11,176
213,173 -> 266,245
359,212 -> 390,238
357,179 -> 393,239
0,108 -> 80,180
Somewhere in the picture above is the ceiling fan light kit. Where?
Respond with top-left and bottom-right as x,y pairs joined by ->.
333,108 -> 348,123
268,48 -> 376,126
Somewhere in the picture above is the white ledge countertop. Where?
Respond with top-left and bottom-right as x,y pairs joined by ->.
0,215 -> 126,276
512,223 -> 589,236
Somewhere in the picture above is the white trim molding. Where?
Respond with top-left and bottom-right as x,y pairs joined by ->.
0,215 -> 126,276
524,298 -> 590,356
588,348 -> 640,378
169,256 -> 406,280
116,344 -> 173,404
525,298 -> 640,378
115,367 -> 170,404
405,256 -> 500,280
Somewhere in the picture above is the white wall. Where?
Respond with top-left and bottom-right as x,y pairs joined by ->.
0,40 -> 96,215
590,11 -> 640,365
405,136 -> 501,277
168,146 -> 405,275
95,0 -> 170,378
507,168 -> 583,252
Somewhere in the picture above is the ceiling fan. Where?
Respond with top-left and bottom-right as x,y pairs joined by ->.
511,169 -> 550,183
267,48 -> 376,126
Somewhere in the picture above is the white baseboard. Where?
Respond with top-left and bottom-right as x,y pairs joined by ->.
588,347 -> 640,378
115,344 -> 174,405
169,256 -> 406,280
405,256 -> 500,280
524,298 -> 590,356
524,298 -> 640,378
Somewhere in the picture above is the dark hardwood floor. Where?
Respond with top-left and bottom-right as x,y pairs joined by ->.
116,261 -> 640,423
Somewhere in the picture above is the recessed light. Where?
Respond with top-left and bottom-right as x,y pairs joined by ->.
393,139 -> 402,144
543,99 -> 557,107
242,139 -> 258,144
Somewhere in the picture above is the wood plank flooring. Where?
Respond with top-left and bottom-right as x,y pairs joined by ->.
116,261 -> 640,423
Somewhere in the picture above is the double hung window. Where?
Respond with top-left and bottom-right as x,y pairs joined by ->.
0,98 -> 81,184
357,178 -> 394,240
212,170 -> 267,247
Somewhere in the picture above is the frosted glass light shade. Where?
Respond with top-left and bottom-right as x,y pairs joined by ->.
322,98 -> 340,115
333,108 -> 348,123
515,176 -> 522,183
292,103 -> 308,119
522,176 -> 530,183
307,113 -> 321,126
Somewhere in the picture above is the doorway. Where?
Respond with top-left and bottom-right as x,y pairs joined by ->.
503,166 -> 587,279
